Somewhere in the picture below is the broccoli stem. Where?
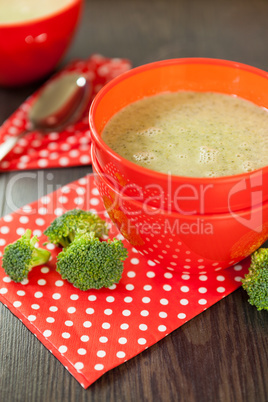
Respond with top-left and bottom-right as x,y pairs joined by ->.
25,229 -> 32,242
2,229 -> 51,283
31,248 -> 51,268
59,237 -> 73,248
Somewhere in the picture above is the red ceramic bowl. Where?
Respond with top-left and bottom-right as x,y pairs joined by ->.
89,58 -> 268,215
91,145 -> 268,274
0,0 -> 83,87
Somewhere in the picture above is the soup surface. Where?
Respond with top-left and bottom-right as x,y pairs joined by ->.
102,92 -> 268,177
0,0 -> 74,23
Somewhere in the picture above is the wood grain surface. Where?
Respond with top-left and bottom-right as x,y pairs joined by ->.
0,0 -> 267,401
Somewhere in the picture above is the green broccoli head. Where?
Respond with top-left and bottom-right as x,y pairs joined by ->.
44,209 -> 108,248
56,232 -> 128,290
2,229 -> 51,283
242,248 -> 268,311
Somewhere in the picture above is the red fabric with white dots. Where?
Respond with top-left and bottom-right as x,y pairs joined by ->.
0,174 -> 249,388
0,55 -> 131,171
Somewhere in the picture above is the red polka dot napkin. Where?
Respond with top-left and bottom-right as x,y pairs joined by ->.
0,174 -> 249,388
0,55 -> 131,172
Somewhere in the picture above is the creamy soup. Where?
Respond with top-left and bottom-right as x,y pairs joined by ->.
102,92 -> 268,177
0,0 -> 74,23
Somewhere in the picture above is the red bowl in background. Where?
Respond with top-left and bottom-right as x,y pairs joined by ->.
0,0 -> 83,87
89,58 -> 268,215
91,144 -> 268,274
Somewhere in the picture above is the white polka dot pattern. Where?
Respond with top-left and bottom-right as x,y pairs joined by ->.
0,55 -> 132,172
0,174 -> 250,389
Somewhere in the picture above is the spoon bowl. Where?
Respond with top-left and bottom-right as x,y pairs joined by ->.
0,72 -> 91,161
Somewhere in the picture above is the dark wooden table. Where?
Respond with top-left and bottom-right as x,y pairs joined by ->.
0,0 -> 267,401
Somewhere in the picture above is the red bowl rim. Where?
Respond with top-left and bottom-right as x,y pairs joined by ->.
0,0 -> 82,27
89,57 -> 268,185
91,143 -> 267,220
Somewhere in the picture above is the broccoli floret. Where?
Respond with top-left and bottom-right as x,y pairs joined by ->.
56,232 -> 128,290
2,229 -> 51,283
241,248 -> 268,311
44,209 -> 108,248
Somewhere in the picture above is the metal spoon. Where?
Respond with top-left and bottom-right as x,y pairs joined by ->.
0,72 -> 91,162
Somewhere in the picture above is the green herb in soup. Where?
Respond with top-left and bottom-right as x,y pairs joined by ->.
102,92 -> 268,177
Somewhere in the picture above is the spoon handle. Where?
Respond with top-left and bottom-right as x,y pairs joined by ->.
0,131 -> 28,162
